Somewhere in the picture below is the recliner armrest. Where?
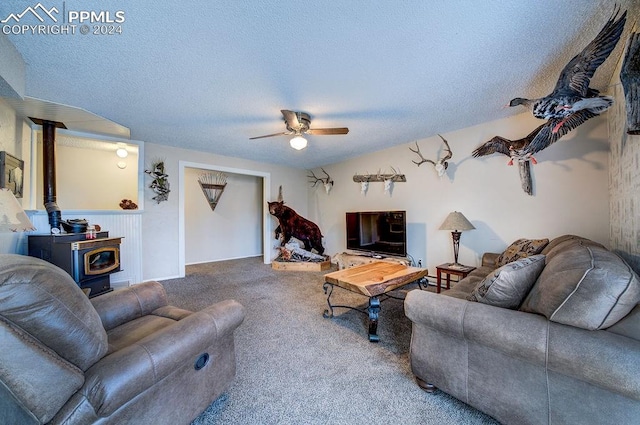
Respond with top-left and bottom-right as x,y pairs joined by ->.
91,281 -> 169,330
82,299 -> 245,416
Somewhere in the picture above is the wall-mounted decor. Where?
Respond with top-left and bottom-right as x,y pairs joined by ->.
145,159 -> 170,203
0,151 -> 24,198
508,8 -> 625,134
352,168 -> 406,184
621,31 -> 640,135
472,126 -> 543,196
353,167 -> 405,196
360,180 -> 369,195
308,168 -> 333,194
198,172 -> 228,211
409,135 -> 453,178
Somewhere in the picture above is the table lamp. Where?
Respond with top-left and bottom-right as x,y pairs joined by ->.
0,188 -> 36,232
439,211 -> 475,266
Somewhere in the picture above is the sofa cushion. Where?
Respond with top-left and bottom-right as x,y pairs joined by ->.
540,235 -> 605,262
468,255 -> 546,309
521,241 -> 640,330
496,238 -> 549,267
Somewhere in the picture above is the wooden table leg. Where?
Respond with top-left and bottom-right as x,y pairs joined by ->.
436,270 -> 442,293
367,296 -> 381,343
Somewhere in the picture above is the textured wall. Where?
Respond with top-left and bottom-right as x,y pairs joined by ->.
308,112 -> 610,271
609,51 -> 640,274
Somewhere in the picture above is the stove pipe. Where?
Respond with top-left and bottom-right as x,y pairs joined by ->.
38,119 -> 64,231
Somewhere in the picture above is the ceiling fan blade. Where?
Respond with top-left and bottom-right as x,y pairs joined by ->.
280,110 -> 300,129
249,132 -> 290,140
306,127 -> 349,135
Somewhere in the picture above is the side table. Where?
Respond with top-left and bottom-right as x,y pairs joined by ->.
435,263 -> 476,293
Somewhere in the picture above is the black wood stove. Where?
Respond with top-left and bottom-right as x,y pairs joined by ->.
28,232 -> 123,297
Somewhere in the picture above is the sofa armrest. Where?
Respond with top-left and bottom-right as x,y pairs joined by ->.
481,252 -> 500,268
91,281 -> 169,330
83,299 -> 245,416
548,324 -> 640,400
405,290 -> 549,364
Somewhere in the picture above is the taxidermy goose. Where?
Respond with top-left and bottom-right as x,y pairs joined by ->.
509,8 -> 626,134
473,124 -> 546,165
474,109 -> 598,164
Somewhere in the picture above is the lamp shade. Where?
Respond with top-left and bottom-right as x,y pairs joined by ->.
0,188 -> 35,232
439,211 -> 475,231
289,136 -> 308,150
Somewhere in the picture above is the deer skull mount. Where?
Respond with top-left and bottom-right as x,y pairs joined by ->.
409,135 -> 453,178
383,167 -> 399,196
352,169 -> 406,196
308,168 -> 334,194
360,181 -> 369,195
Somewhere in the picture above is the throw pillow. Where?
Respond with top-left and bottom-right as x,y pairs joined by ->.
496,238 -> 549,267
468,254 -> 546,309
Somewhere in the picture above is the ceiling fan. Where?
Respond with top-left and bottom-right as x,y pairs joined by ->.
250,110 -> 349,150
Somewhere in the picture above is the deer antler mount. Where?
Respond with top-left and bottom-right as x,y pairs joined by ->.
308,168 -> 334,194
410,135 -> 453,177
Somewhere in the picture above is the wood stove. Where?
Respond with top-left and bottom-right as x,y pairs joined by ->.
25,118 -> 124,297
28,232 -> 123,297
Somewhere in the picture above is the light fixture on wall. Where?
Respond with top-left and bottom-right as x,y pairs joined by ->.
289,135 -> 307,150
117,161 -> 127,169
116,143 -> 128,158
439,211 -> 475,266
0,188 -> 36,232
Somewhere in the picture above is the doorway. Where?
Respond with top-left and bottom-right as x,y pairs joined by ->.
178,161 -> 271,278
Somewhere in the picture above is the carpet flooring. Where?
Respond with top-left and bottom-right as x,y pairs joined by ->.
160,257 -> 499,425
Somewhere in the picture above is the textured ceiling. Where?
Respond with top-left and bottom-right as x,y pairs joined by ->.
1,0 -> 639,169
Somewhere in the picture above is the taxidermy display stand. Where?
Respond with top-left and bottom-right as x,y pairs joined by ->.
198,172 -> 227,211
621,31 -> 640,135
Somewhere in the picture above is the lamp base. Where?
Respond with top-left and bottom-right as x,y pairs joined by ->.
450,231 -> 462,264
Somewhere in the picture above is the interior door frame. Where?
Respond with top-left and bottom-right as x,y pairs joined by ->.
178,161 -> 271,278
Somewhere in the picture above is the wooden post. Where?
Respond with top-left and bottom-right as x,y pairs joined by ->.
621,32 -> 640,135
518,160 -> 533,196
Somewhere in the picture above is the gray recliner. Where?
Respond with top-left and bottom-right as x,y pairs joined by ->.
0,254 -> 245,425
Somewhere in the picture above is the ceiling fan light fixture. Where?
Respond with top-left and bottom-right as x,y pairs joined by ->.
290,135 -> 307,150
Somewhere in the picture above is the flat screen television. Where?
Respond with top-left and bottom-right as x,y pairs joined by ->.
346,211 -> 407,257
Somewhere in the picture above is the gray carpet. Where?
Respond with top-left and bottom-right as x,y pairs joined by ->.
160,257 -> 499,425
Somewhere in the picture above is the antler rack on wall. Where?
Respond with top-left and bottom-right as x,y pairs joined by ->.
198,172 -> 228,211
352,173 -> 406,183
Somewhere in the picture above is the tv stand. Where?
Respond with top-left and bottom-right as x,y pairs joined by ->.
332,252 -> 410,270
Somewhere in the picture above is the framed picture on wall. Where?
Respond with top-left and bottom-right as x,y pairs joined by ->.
0,151 -> 24,198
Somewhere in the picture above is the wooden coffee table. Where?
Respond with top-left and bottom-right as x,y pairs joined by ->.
323,261 -> 428,342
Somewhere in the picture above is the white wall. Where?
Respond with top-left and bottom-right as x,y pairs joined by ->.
185,167 -> 262,264
34,139 -> 139,210
0,98 -> 32,254
308,112 -> 610,271
142,142 -> 307,281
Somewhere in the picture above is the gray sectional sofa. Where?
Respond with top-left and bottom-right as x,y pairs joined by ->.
404,235 -> 640,425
